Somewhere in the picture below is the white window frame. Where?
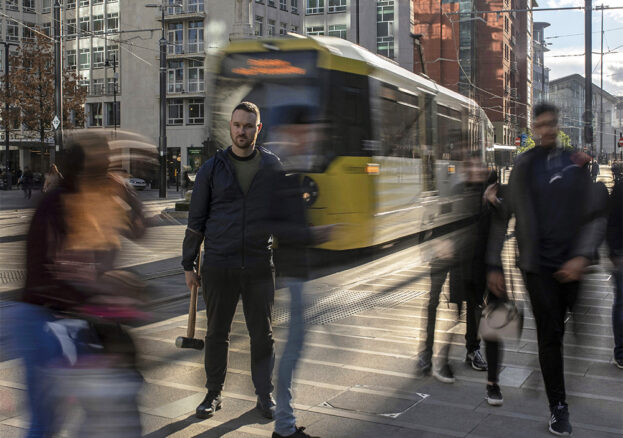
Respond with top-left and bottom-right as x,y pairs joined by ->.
187,98 -> 204,125
93,14 -> 105,34
167,98 -> 184,125
255,16 -> 263,36
79,48 -> 90,69
306,0 -> 324,14
306,25 -> 324,36
167,61 -> 184,93
187,60 -> 204,92
187,21 -> 204,53
92,46 -> 105,68
328,0 -> 346,13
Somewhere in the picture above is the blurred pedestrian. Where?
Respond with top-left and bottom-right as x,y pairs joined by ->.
22,166 -> 33,199
183,102 -> 280,420
591,160 -> 600,182
487,102 -> 606,436
181,170 -> 192,199
42,164 -> 63,193
8,133 -> 146,438
608,179 -> 623,369
267,108 -> 334,438
415,156 -> 488,384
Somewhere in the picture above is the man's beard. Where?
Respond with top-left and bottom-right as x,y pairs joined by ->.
231,132 -> 254,149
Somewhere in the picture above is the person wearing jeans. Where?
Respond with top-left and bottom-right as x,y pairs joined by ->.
607,181 -> 623,368
274,278 -> 306,437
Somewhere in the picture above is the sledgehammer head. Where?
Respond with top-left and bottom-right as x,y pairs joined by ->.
175,336 -> 204,350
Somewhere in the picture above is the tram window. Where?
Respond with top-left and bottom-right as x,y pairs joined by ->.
327,71 -> 372,156
379,85 -> 420,158
436,105 -> 465,160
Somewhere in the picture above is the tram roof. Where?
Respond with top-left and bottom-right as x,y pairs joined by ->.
223,36 -> 479,111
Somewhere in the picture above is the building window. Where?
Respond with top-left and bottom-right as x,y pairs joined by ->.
188,21 -> 203,53
268,0 -> 275,7
268,19 -> 275,36
306,26 -> 324,36
79,16 -> 90,35
306,0 -> 324,14
93,15 -> 105,34
291,0 -> 298,13
92,46 -> 105,68
23,23 -> 36,41
106,101 -> 120,126
107,12 -> 119,32
42,22 -> 51,36
291,25 -> 299,33
6,0 -> 18,11
79,78 -> 89,94
93,0 -> 103,4
66,18 -> 77,39
107,45 -> 119,64
79,48 -> 90,69
167,99 -> 184,125
187,60 -> 204,92
188,0 -> 204,12
280,22 -> 287,35
88,102 -> 103,126
66,49 -> 76,69
167,22 -> 183,54
328,0 -> 346,13
23,0 -> 35,13
92,78 -> 104,95
79,0 -> 89,7
7,23 -> 19,41
168,60 -> 184,93
66,0 -> 76,8
187,98 -> 204,125
107,77 -> 119,94
280,0 -> 287,11
42,0 -> 51,13
255,16 -> 263,36
328,24 -> 346,39
377,0 -> 394,58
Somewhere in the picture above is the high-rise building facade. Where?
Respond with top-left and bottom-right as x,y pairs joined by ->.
302,0 -> 415,71
532,21 -> 550,105
549,74 -> 619,157
412,0 -> 534,146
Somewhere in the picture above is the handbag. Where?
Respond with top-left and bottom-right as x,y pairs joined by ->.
479,243 -> 524,341
479,296 -> 523,341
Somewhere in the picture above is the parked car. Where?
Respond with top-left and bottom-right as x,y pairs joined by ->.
126,175 -> 147,191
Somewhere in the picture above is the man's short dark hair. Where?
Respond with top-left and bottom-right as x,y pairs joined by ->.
533,102 -> 559,119
232,101 -> 261,123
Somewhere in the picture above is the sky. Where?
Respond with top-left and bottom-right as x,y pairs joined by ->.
538,0 -> 623,97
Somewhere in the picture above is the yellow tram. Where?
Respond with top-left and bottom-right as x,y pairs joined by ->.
209,37 -> 494,250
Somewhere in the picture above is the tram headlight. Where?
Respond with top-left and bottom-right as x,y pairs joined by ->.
301,176 -> 318,206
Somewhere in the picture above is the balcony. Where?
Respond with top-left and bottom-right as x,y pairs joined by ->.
89,84 -> 106,96
167,41 -> 205,57
510,88 -> 518,99
167,82 -> 204,95
510,61 -> 518,73
160,3 -> 206,21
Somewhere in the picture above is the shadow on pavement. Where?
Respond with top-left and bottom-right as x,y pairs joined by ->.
142,409 -> 272,438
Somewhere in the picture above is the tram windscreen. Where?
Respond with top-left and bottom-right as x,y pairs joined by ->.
212,52 -> 330,173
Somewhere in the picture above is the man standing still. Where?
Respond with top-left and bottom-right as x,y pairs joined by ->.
183,102 -> 280,420
487,103 -> 605,436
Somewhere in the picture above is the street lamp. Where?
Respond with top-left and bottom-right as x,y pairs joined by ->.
146,1 -> 182,198
105,54 -> 118,133
1,41 -> 19,190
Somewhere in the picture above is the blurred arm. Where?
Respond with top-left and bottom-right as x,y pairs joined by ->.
182,162 -> 212,271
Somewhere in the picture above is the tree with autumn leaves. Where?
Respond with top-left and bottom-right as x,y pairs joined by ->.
0,31 -> 86,168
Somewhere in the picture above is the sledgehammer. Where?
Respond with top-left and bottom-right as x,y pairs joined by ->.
175,251 -> 204,350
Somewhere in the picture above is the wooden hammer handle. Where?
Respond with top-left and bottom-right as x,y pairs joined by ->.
186,250 -> 201,339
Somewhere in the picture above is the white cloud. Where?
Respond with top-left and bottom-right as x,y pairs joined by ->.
543,0 -> 623,20
546,46 -> 623,95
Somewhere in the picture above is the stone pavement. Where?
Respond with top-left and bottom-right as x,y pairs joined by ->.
0,233 -> 621,437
